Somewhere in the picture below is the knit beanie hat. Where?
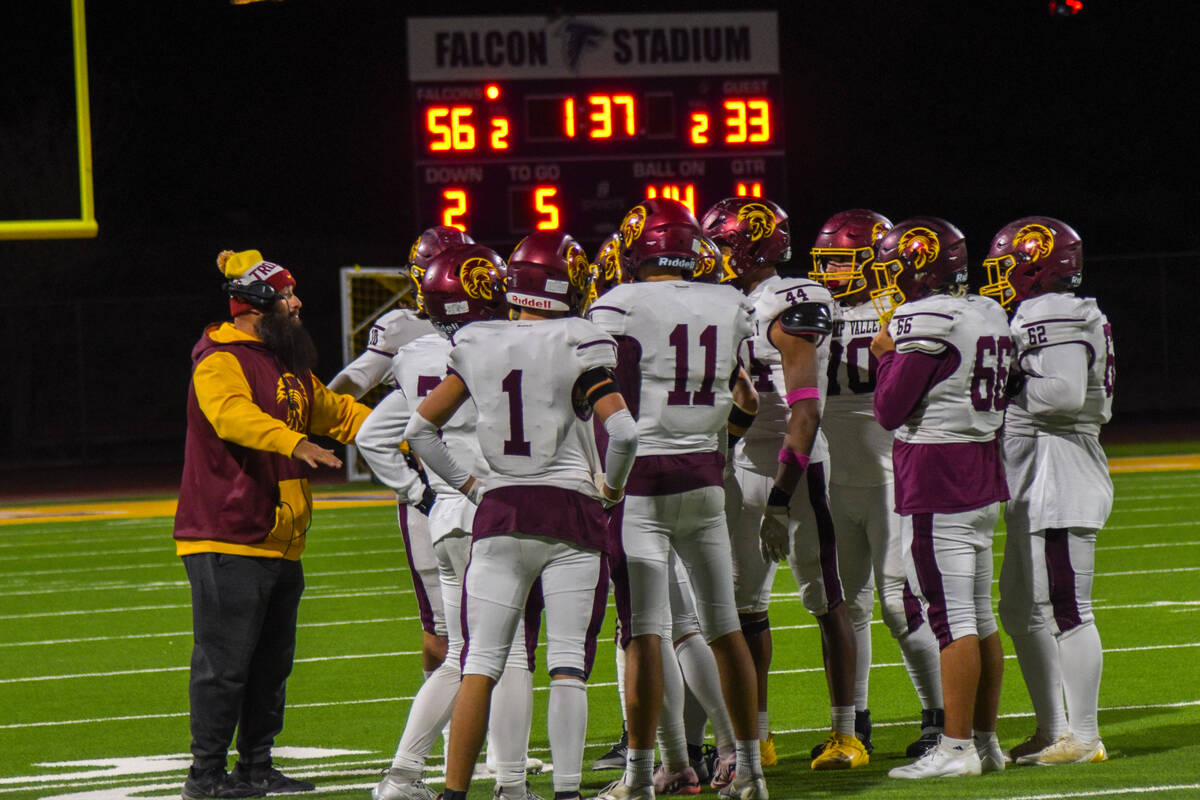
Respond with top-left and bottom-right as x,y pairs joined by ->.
217,249 -> 296,316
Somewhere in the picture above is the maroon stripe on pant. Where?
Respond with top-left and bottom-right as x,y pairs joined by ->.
524,578 -> 544,673
459,543 -> 473,673
1044,528 -> 1082,632
607,502 -> 633,650
910,512 -> 953,649
584,557 -> 612,679
902,580 -> 926,634
397,501 -> 436,636
806,462 -> 844,608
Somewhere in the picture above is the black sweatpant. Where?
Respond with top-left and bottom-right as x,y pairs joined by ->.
183,552 -> 305,769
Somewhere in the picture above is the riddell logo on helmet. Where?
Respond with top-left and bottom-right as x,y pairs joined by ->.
657,256 -> 696,269
507,291 -> 567,311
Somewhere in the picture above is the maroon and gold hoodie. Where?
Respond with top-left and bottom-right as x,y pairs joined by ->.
173,322 -> 369,560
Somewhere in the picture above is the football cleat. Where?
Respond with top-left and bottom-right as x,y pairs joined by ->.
372,771 -> 437,800
1017,733 -> 1107,765
709,751 -> 736,790
888,738 -> 981,779
687,744 -> 715,784
652,765 -> 701,795
228,762 -> 314,794
716,776 -> 768,800
1007,729 -> 1055,763
810,731 -> 869,770
493,782 -> 547,800
591,727 -> 629,771
589,778 -> 654,800
758,733 -> 777,767
906,707 -> 945,758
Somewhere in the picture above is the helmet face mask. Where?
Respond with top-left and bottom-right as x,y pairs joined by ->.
869,217 -> 967,317
419,243 -> 507,337
700,197 -> 791,286
809,209 -> 892,302
981,216 -> 1082,310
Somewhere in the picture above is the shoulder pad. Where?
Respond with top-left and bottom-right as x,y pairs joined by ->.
778,302 -> 833,338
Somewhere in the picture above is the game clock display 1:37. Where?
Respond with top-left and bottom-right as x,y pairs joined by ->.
407,12 -> 785,246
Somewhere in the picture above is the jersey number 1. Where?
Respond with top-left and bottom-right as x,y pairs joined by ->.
501,369 -> 532,456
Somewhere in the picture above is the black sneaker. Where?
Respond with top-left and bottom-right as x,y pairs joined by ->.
230,762 -> 315,794
906,708 -> 945,758
855,709 -> 874,755
181,766 -> 263,799
591,725 -> 629,770
686,743 -> 715,784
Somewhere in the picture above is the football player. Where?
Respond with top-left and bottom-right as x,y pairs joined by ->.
984,218 -> 1113,766
808,209 -> 945,757
328,226 -> 471,680
702,197 -> 865,771
588,197 -> 766,800
359,244 -> 541,800
869,218 -> 1012,778
405,232 -> 638,800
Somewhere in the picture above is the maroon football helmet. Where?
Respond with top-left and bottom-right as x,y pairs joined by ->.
870,217 -> 968,316
618,197 -> 704,276
506,231 -> 592,315
981,216 -> 1082,310
407,226 -> 475,313
700,197 -> 791,285
584,232 -> 630,311
687,236 -> 724,284
419,243 -> 507,337
809,209 -> 893,301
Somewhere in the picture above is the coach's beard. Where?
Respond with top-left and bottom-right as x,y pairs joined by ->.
256,304 -> 318,375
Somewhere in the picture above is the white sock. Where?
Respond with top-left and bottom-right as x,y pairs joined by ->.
734,738 -> 762,780
897,622 -> 943,709
616,643 -> 628,725
941,735 -> 972,754
1059,622 -> 1103,742
657,636 -> 690,773
548,678 -> 588,794
832,705 -> 855,737
757,711 -> 769,742
489,658 -> 533,792
853,620 -> 871,712
392,660 -> 460,772
624,749 -> 654,789
674,634 -> 735,753
973,730 -> 999,748
1010,629 -> 1068,738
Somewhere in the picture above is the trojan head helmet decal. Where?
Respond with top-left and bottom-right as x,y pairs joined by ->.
568,246 -> 591,292
736,203 -> 777,242
460,256 -> 498,300
620,205 -> 647,243
871,220 -> 890,245
898,227 -> 941,272
1013,223 -> 1056,263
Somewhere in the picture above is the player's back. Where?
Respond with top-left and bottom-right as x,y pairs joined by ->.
448,317 -> 616,491
823,301 -> 893,485
1006,293 -> 1114,436
392,332 -> 486,494
889,293 -> 1014,443
588,280 -> 752,455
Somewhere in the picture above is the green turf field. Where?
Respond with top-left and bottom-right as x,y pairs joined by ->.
1,465 -> 1198,800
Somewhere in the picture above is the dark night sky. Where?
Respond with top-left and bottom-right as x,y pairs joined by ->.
2,0 -> 1198,467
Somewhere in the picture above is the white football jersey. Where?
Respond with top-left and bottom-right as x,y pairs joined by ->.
588,280 -> 753,456
736,275 -> 833,472
332,308 -> 436,396
448,318 -> 616,492
391,333 -> 488,496
888,293 -> 1014,444
824,301 -> 893,486
1005,293 -> 1114,436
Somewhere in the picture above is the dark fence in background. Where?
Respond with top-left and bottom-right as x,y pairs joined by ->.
1,252 -> 1197,474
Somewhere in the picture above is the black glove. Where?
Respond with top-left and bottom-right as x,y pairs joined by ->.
415,485 -> 437,516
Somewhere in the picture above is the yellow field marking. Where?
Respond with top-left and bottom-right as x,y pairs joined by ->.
0,492 -> 394,526
1,456 -> 1197,526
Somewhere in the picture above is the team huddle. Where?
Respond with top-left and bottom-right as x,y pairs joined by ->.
334,198 -> 1114,800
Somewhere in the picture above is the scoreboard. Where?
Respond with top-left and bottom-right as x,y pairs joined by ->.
407,12 -> 785,246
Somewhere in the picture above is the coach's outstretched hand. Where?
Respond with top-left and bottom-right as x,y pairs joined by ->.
292,439 -> 343,469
